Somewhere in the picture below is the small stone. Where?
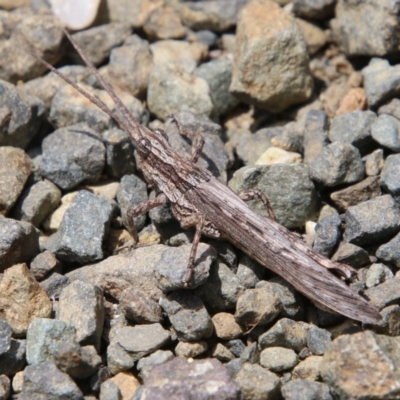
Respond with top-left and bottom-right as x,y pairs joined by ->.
240,343 -> 260,364
86,181 -> 120,200
58,280 -> 104,351
147,63 -> 213,121
195,30 -> 218,47
229,163 -> 318,229
212,343 -> 235,363
371,114 -> 400,152
175,341 -> 208,358
255,147 -> 302,165
225,359 -> 244,378
376,233 -> 400,268
303,110 -> 329,165
329,110 -> 376,153
0,147 -> 32,216
40,272 -> 70,300
0,263 -> 52,337
0,375 -> 10,400
12,371 -> 23,394
234,362 -> 280,400
365,263 -> 393,289
296,18 -> 327,56
292,0 -> 336,20
258,318 -> 310,353
140,357 -> 241,399
365,277 -> 400,310
226,340 -> 246,358
109,371 -> 141,400
230,0 -> 313,112
19,360 -> 83,400
331,242 -> 370,268
260,347 -> 299,373
368,304 -> 400,336
310,142 -> 364,188
45,191 -> 117,263
0,318 -> 11,357
312,213 -> 341,257
212,313 -> 245,340
0,339 -> 26,376
160,291 -> 213,342
99,380 -> 120,400
292,355 -> 323,381
234,287 -> 282,327
364,149 -> 384,177
307,326 -> 332,356
321,331 -> 400,399
330,176 -> 381,212
362,58 -> 400,108
0,217 -> 39,273
282,380 -> 333,400
236,254 -> 267,289
136,350 -> 174,380
344,195 -> 400,246
381,154 -> 400,198
336,88 -> 368,116
30,251 -> 60,282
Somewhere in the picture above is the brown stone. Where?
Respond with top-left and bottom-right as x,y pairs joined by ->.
336,88 -> 368,116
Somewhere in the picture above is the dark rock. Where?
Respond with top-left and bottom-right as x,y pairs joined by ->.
282,380 -> 333,400
0,217 -> 39,272
226,339 -> 246,358
195,30 -> 218,47
365,277 -> 400,310
0,339 -> 26,376
140,357 -> 241,399
0,318 -> 11,357
292,0 -> 336,20
332,242 -> 370,268
236,254 -> 267,289
367,304 -> 400,336
40,272 -> 70,300
45,191 -> 117,263
39,125 -> 105,190
376,232 -> 400,268
136,350 -> 174,380
371,114 -> 400,152
0,146 -> 32,215
30,250 -> 60,281
149,200 -> 182,239
312,212 -> 341,257
344,195 -> 400,245
303,110 -> 329,164
307,326 -> 332,355
160,290 -> 213,341
229,163 -> 319,229
240,342 -> 259,364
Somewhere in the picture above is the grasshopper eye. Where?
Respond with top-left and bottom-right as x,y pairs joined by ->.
137,138 -> 151,156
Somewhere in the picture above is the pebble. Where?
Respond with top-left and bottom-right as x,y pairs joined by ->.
234,362 -> 280,400
99,379 -> 120,400
260,346 -> 299,373
296,18 -> 327,56
381,154 -> 400,199
159,291 -> 213,342
303,110 -> 329,164
108,371 -> 141,400
312,212 -> 341,257
371,114 -> 400,152
136,350 -> 174,380
292,0 -> 335,20
175,341 -> 208,358
310,142 -> 364,188
281,379 -> 333,400
212,313 -> 245,340
212,343 -> 235,362
0,375 -> 10,400
331,242 -> 370,268
229,163 -> 319,229
371,305 -> 400,336
46,191 -> 116,263
0,217 -> 39,272
234,287 -> 282,327
19,360 -> 83,400
0,318 -> 11,356
307,326 -> 332,356
378,97 -> 400,120
39,125 -> 105,190
335,87 -> 368,116
12,371 -> 23,394
0,147 -> 32,216
11,179 -> 62,228
330,176 -> 381,212
116,174 -> 148,234
258,318 -> 310,353
362,58 -> 400,108
344,194 -> 400,246
0,339 -> 26,376
85,180 -> 120,200
364,149 -> 385,177
376,232 -> 400,268
58,280 -> 104,351
236,254 -> 267,289
365,276 -> 400,310
0,263 -> 52,337
40,272 -> 70,300
120,287 -> 162,324
328,110 -> 376,153
365,263 -> 393,289
230,0 -> 313,112
225,339 -> 246,358
255,147 -> 302,165
321,331 -> 400,399
292,355 -> 323,381
140,357 -> 241,400
147,63 -> 213,121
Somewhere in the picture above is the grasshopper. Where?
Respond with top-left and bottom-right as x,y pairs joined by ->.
31,28 -> 381,324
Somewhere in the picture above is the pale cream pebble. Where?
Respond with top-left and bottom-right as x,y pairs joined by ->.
255,147 -> 302,165
85,180 -> 120,200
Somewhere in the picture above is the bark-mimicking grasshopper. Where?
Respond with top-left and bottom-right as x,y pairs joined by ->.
30,28 -> 381,324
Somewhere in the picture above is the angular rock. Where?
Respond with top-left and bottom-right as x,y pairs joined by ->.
292,355 -> 323,381
231,0 -> 312,112
364,149 -> 385,177
109,371 -> 140,400
365,277 -> 400,310
160,291 -> 213,341
365,263 -> 393,289
229,163 -> 319,229
212,313 -> 244,340
381,154 -> 400,197
58,280 -> 104,351
0,217 -> 39,272
312,213 -> 341,257
292,0 -> 335,20
344,195 -> 400,245
212,343 -> 235,363
30,251 -> 60,282
376,233 -> 400,268
0,339 -> 26,376
236,254 -> 267,289
45,191 -> 116,263
303,110 -> 329,164
40,272 -> 70,300
260,347 -> 299,372
0,318 -> 11,357
99,379 -> 120,400
175,341 -> 208,359
332,242 -> 370,268
0,263 -> 52,337
282,380 -> 333,400
307,326 -> 332,356
225,339 -> 246,358
371,114 -> 400,152
136,350 -> 174,380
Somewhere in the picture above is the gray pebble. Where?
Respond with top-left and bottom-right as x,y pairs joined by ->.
149,200 -> 182,239
365,276 -> 400,310
0,318 -> 11,356
258,318 -> 310,353
240,342 -> 260,365
369,304 -> 400,336
120,287 -> 163,324
58,280 -> 104,351
332,242 -> 370,268
365,263 -> 393,289
303,110 -> 329,164
99,380 -> 121,400
381,154 -> 400,197
103,128 -> 136,178
0,146 -> 32,215
0,217 -> 39,273
30,251 -> 60,281
371,114 -> 400,152
212,343 -> 235,362
0,375 -> 10,400
282,380 -> 333,400
208,240 -> 237,270
40,272 -> 70,300
376,233 -> 400,268
310,142 -> 364,188
229,163 -> 319,229
378,98 -> 400,120
307,326 -> 332,355
234,362 -> 280,400
195,30 -> 218,47
45,191 -> 117,263
0,339 -> 26,376
174,341 -> 208,359
236,254 -> 267,289
19,360 -> 83,400
160,291 -> 213,341
260,347 -> 299,372
40,125 -> 105,190
116,174 -> 148,234
329,110 -> 377,153
362,58 -> 400,108
344,195 -> 400,246
312,212 -> 341,257
292,0 -> 336,20
226,339 -> 246,358
364,149 -> 384,176
225,359 -> 244,378
136,350 -> 174,380
26,318 -> 76,365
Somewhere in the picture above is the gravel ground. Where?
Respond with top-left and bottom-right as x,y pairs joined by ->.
1,0 -> 400,399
